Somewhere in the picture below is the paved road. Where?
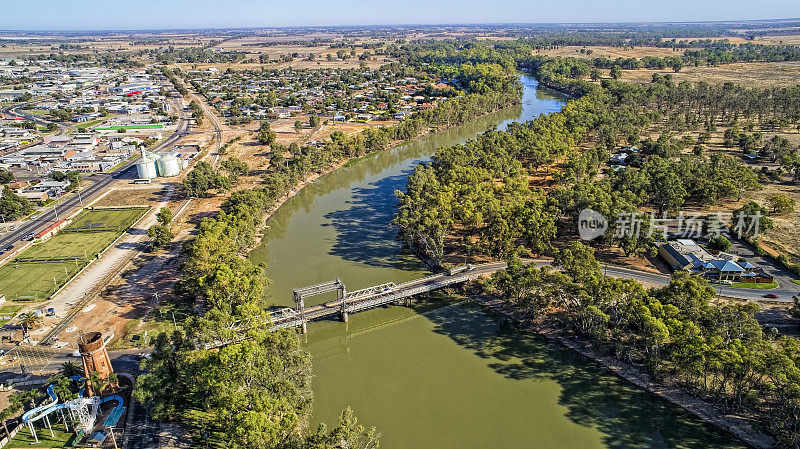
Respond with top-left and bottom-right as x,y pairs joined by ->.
0,345 -> 143,375
0,168 -> 134,248
38,187 -> 181,346
237,260 -> 800,343
1,261 -> 796,371
124,398 -> 160,449
600,264 -> 800,301
521,261 -> 799,302
0,80 -> 189,252
726,237 -> 799,290
0,102 -> 71,136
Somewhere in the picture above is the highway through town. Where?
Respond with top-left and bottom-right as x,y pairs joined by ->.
0,76 -> 190,252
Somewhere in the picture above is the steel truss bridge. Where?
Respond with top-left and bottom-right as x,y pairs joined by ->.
203,262 -> 508,349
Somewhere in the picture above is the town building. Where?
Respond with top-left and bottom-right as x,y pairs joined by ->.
658,239 -> 766,282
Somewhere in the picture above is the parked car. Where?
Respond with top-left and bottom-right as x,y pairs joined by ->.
764,293 -> 779,299
718,280 -> 733,285
2,245 -> 12,252
23,232 -> 35,241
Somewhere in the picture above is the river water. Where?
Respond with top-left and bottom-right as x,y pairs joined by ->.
249,75 -> 745,448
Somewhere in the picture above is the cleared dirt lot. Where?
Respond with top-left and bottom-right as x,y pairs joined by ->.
616,61 -> 800,87
747,183 -> 800,265
536,45 -> 684,60
92,186 -> 171,208
751,34 -> 800,45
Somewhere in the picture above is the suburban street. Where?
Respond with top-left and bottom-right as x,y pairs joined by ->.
0,103 -> 70,136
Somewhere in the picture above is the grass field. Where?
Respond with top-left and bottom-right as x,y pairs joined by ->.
20,109 -> 48,116
0,304 -> 23,325
92,188 -> 166,208
6,422 -> 75,448
69,208 -> 147,230
0,207 -> 148,302
536,45 -> 683,60
75,119 -> 102,129
617,61 -> 800,87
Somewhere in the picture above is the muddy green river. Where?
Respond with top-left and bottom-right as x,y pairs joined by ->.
249,75 -> 745,448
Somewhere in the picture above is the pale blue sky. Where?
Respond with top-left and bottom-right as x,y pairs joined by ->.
0,0 -> 798,31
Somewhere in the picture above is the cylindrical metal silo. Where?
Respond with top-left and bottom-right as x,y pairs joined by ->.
156,154 -> 181,177
136,156 -> 158,179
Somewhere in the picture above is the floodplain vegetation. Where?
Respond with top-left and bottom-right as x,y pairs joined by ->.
134,55 -> 522,448
19,24 -> 800,448
393,41 -> 800,447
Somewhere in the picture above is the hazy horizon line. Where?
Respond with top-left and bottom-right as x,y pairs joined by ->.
1,17 -> 799,34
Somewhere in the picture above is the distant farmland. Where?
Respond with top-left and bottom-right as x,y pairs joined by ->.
0,207 -> 148,302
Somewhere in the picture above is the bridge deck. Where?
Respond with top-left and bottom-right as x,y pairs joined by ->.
204,262 -> 508,349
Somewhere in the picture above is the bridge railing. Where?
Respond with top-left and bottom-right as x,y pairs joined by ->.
344,282 -> 397,301
394,273 -> 446,289
229,307 -> 298,332
210,263 -> 502,347
344,273 -> 480,313
294,280 -> 343,297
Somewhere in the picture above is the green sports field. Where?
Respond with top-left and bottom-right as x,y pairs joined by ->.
0,207 -> 148,302
67,207 -> 147,231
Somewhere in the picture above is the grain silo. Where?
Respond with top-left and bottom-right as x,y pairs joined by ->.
156,153 -> 181,177
136,149 -> 158,179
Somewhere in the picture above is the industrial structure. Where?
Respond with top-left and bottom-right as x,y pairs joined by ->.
78,331 -> 114,396
135,148 -> 184,179
20,331 -> 125,445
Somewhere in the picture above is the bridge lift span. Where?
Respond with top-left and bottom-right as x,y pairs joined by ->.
293,279 -> 346,332
204,263 -> 492,349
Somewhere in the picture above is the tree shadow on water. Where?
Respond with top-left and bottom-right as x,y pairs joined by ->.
323,172 -> 422,271
422,301 -> 747,449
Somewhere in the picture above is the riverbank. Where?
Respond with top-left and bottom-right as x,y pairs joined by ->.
244,157 -> 349,253
249,74 -> 745,448
467,290 -> 777,449
243,97 -> 522,253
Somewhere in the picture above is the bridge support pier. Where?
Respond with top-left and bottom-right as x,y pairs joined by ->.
341,311 -> 348,323
301,321 -> 307,334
